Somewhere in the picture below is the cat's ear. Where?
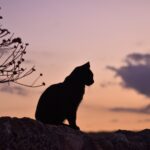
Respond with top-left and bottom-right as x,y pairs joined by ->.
83,62 -> 90,68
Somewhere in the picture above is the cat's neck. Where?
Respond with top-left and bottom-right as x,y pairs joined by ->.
63,80 -> 85,89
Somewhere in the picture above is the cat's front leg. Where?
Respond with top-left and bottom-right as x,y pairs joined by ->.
67,111 -> 80,130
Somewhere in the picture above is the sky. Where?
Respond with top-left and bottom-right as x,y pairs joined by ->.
1,0 -> 150,131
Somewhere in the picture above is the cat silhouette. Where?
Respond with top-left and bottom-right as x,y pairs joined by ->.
35,62 -> 94,130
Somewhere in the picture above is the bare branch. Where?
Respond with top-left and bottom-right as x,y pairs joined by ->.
0,13 -> 45,87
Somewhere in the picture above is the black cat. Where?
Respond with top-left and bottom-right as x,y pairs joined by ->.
35,62 -> 94,130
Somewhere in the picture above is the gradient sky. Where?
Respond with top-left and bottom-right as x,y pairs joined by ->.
1,0 -> 150,131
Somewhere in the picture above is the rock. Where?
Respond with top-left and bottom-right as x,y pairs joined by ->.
89,129 -> 150,150
0,117 -> 97,150
0,117 -> 150,150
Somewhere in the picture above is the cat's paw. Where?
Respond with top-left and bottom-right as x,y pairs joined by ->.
70,125 -> 80,130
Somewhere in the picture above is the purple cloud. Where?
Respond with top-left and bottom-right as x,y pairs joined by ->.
107,53 -> 150,97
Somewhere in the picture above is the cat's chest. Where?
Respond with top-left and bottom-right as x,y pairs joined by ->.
62,86 -> 85,100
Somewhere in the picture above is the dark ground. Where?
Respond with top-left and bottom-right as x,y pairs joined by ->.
0,117 -> 150,150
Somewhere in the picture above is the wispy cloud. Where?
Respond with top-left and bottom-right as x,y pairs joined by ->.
107,52 -> 150,97
137,119 -> 150,123
110,119 -> 119,123
110,104 -> 150,115
100,81 -> 117,88
0,84 -> 28,96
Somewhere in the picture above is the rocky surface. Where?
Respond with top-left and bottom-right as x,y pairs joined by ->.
0,117 -> 150,150
89,130 -> 150,150
0,117 -> 96,150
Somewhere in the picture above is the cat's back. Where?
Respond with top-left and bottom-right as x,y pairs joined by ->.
40,82 -> 64,101
35,82 -> 64,117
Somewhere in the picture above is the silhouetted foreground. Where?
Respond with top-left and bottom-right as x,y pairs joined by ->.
0,117 -> 150,150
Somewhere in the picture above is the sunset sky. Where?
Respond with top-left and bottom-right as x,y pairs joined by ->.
1,0 -> 150,131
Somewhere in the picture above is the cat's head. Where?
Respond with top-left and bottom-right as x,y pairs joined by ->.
65,62 -> 94,86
